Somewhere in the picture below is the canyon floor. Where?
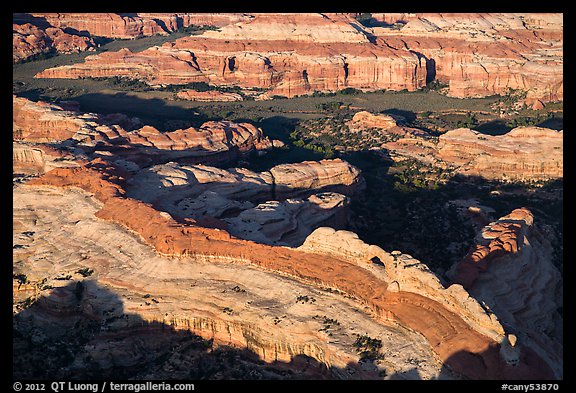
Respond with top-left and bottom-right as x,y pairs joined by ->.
13,13 -> 563,381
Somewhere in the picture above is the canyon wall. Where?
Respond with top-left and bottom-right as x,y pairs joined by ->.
447,208 -> 563,378
371,13 -> 563,102
12,96 -> 274,169
18,160 -> 555,379
353,109 -> 563,182
35,13 -> 427,97
14,184 -> 452,379
14,13 -> 250,39
13,23 -> 95,63
29,13 -> 562,102
437,127 -> 563,180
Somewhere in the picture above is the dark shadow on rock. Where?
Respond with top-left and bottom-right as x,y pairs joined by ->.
380,108 -> 416,124
12,280 -> 452,380
16,280 -> 556,380
72,92 -> 214,129
347,148 -> 563,275
426,59 -> 437,84
475,120 -> 513,136
13,13 -> 52,29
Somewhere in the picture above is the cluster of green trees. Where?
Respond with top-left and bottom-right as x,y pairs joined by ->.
505,112 -> 555,128
177,24 -> 220,34
422,80 -> 448,92
455,112 -> 478,128
86,76 -> 151,91
392,160 -> 446,192
353,334 -> 384,361
17,48 -> 57,64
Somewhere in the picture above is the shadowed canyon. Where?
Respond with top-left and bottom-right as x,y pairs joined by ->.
13,12 -> 562,381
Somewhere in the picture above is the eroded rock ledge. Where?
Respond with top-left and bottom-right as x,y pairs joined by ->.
31,13 -> 562,102
23,160 -> 555,379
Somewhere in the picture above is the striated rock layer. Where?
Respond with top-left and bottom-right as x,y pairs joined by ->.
14,13 -> 251,39
447,208 -> 563,378
352,107 -> 563,182
35,13 -> 427,97
126,159 -> 362,208
371,13 -> 563,102
437,127 -> 563,181
176,89 -> 243,102
127,158 -> 357,246
14,185 -> 452,380
12,96 -> 273,169
31,13 -> 562,102
19,160 -> 555,379
13,23 -> 95,63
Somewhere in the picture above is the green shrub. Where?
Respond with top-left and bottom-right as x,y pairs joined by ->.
338,87 -> 361,95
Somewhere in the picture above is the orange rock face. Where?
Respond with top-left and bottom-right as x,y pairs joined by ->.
347,111 -> 397,131
14,13 -> 249,39
437,127 -> 563,180
12,96 -> 272,166
24,162 -> 555,380
176,89 -> 243,102
36,13 -> 427,96
449,209 -> 531,289
271,159 -> 364,198
13,95 -> 88,142
371,13 -> 563,102
31,13 -> 562,102
14,97 -> 559,378
13,23 -> 95,63
447,208 -> 563,377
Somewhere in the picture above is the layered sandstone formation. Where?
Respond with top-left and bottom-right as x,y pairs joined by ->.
35,13 -> 427,97
13,93 -> 559,377
347,111 -> 397,131
14,13 -> 251,39
437,127 -> 563,180
447,209 -> 563,378
13,158 -> 555,380
32,13 -> 562,102
13,96 -> 273,170
13,143 -> 81,175
14,184 -> 452,380
13,23 -> 95,63
126,159 -> 362,207
13,95 -> 91,142
370,13 -> 563,102
176,89 -> 243,102
125,159 -> 361,245
351,107 -> 563,182
225,193 -> 350,247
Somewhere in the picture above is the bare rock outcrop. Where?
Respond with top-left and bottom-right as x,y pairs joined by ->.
13,23 -> 95,63
125,158 -> 358,246
347,111 -> 397,131
225,193 -> 350,247
18,160 -> 555,379
14,13 -> 250,40
35,13 -> 427,97
127,159 -> 362,207
14,184 -> 453,380
13,95 -> 90,142
13,143 -> 81,175
447,208 -> 563,378
176,89 -> 243,102
371,13 -> 563,103
30,13 -> 562,102
271,159 -> 364,198
437,127 -> 563,180
370,120 -> 563,182
13,96 -> 273,167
